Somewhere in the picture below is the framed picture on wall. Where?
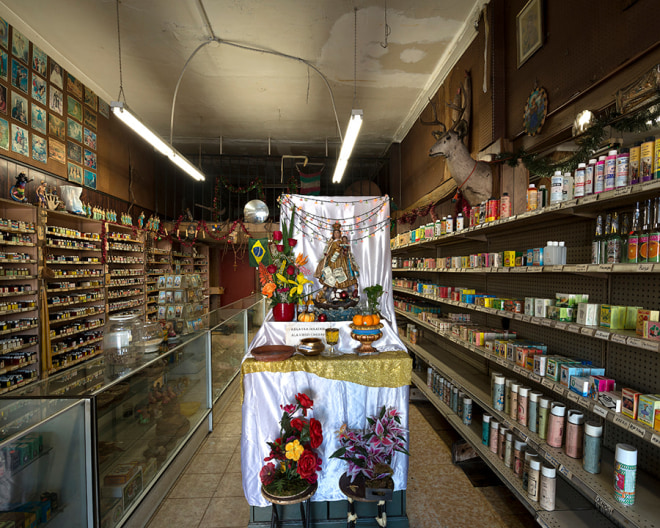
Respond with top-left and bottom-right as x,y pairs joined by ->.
10,123 -> 28,157
98,98 -> 109,119
31,104 -> 46,134
67,139 -> 82,163
11,58 -> 27,94
48,137 -> 65,164
83,109 -> 96,130
66,73 -> 82,99
11,91 -> 27,124
84,148 -> 96,170
67,117 -> 82,142
516,0 -> 543,68
84,127 -> 96,150
0,84 -> 6,114
83,169 -> 96,189
0,117 -> 8,150
32,45 -> 47,77
49,113 -> 65,138
84,86 -> 97,111
32,134 -> 46,163
31,74 -> 46,105
49,59 -> 63,89
67,95 -> 82,121
49,86 -> 63,115
67,161 -> 83,184
11,29 -> 28,64
0,18 -> 8,50
0,50 -> 7,82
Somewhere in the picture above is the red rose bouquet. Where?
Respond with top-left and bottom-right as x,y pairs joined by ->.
260,392 -> 323,496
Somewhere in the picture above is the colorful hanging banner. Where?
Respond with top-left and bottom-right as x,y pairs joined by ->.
299,171 -> 321,195
248,238 -> 271,267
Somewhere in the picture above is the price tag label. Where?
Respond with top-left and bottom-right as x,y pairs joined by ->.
509,215 -> 517,221
580,327 -> 595,336
529,266 -> 543,273
545,453 -> 558,466
614,414 -> 629,428
531,373 -> 542,383
556,322 -> 567,330
615,186 -> 632,196
497,357 -> 507,366
593,405 -> 609,418
503,312 -> 514,319
611,334 -> 628,344
594,330 -> 610,340
548,203 -> 562,211
651,434 -> 660,447
595,495 -> 614,516
575,264 -> 589,272
541,319 -> 553,327
581,194 -> 599,204
542,378 -> 554,389
559,465 -> 573,479
513,313 -> 524,321
517,430 -> 528,441
641,340 -> 659,352
567,392 -> 581,403
522,315 -> 531,323
627,337 -> 644,348
637,263 -> 654,272
598,264 -> 614,272
514,365 -> 525,375
512,267 -> 526,273
498,267 -> 510,273
629,422 -> 647,438
565,199 -> 578,208
552,265 -> 564,272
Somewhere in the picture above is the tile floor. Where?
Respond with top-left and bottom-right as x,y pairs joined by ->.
146,393 -> 535,528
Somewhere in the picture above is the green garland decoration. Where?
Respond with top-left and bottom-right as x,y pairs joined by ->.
219,173 -> 265,197
494,98 -> 660,178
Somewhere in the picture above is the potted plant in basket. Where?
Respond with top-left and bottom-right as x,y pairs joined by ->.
260,393 -> 323,499
330,406 -> 409,498
258,209 -> 311,321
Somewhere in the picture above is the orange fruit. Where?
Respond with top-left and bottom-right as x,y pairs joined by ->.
353,314 -> 363,326
363,315 -> 374,326
372,314 -> 380,324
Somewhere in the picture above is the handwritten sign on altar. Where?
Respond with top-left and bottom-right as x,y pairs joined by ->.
285,323 -> 329,346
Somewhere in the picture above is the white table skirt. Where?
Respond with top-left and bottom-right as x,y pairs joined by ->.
241,369 -> 409,507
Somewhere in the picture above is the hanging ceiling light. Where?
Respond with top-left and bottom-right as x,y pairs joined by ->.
112,1 -> 205,182
332,7 -> 363,185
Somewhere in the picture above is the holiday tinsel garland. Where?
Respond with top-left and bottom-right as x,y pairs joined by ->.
213,174 -> 266,220
166,216 -> 253,247
494,99 -> 660,178
397,202 -> 435,225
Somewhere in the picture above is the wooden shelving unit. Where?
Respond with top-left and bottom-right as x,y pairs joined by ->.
105,223 -> 146,319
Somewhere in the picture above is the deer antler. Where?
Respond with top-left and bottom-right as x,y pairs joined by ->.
419,98 -> 446,130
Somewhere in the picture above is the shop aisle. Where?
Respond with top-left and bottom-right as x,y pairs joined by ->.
146,393 -> 534,527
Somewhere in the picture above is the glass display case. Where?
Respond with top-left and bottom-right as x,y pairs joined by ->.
3,296 -> 266,527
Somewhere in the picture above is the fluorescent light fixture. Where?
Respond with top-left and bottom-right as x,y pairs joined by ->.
332,109 -> 363,183
111,102 -> 205,182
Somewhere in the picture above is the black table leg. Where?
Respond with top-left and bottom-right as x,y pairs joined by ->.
270,503 -> 279,528
346,497 -> 357,528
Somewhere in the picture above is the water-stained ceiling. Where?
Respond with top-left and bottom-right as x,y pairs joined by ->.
0,0 -> 484,158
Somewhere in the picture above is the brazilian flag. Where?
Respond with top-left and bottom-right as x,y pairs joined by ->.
248,238 -> 271,267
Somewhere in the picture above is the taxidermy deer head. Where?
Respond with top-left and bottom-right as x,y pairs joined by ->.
422,72 -> 492,206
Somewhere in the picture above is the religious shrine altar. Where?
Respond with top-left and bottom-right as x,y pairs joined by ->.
241,195 -> 411,526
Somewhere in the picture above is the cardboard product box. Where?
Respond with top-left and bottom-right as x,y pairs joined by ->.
637,395 -> 660,428
600,305 -> 612,328
636,309 -> 660,336
560,365 -> 586,387
599,391 -> 623,413
526,248 -> 534,266
576,303 -> 600,326
644,320 -> 660,340
525,297 -> 535,316
534,298 -> 555,318
625,306 -> 643,330
503,251 -> 516,267
546,305 -> 560,320
622,388 -> 642,419
570,375 -> 590,397
610,306 -> 627,330
504,299 -> 523,313
547,357 -> 573,382
655,409 -> 660,432
588,376 -> 616,400
533,247 -> 544,266
104,463 -> 139,486
534,355 -> 548,376
103,467 -> 143,512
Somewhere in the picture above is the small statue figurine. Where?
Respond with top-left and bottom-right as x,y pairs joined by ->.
314,221 -> 360,304
10,173 -> 32,203
153,215 -> 160,232
35,180 -> 48,208
138,211 -> 145,229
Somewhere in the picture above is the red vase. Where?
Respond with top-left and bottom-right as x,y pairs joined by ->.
272,303 -> 296,322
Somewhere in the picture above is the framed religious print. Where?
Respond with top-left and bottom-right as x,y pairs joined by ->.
66,73 -> 82,99
49,86 -> 63,115
98,98 -> 109,118
31,104 -> 46,134
84,86 -> 97,111
516,0 -> 543,68
32,45 -> 47,77
11,58 -> 27,93
11,28 -> 28,64
48,137 -> 65,164
84,169 -> 96,189
67,117 -> 82,142
0,18 -> 7,50
84,148 -> 96,170
0,49 -> 6,82
67,161 -> 83,184
49,113 -> 65,139
31,74 -> 46,105
0,117 -> 8,150
83,109 -> 96,130
11,91 -> 27,125
67,95 -> 82,121
10,123 -> 28,157
49,59 -> 63,89
67,139 -> 82,163
31,134 -> 46,163
84,127 -> 96,150
0,84 -> 6,114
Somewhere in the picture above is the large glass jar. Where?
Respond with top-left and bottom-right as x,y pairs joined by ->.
103,314 -> 144,365
140,321 -> 165,353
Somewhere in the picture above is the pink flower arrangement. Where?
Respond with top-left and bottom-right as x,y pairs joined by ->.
260,393 -> 323,496
330,406 -> 409,483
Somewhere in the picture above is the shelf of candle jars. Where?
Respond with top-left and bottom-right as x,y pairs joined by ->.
107,278 -> 144,288
46,282 -> 104,293
393,262 -> 660,274
48,307 -> 105,326
0,322 -> 37,336
0,339 -> 38,356
0,357 -> 38,377
0,240 -> 35,247
410,372 -> 618,528
0,258 -> 36,264
45,258 -> 102,266
0,377 -> 37,395
391,179 -> 660,254
0,305 -> 38,317
406,337 -> 660,528
107,289 -> 144,300
396,308 -> 660,446
48,348 -> 104,376
107,299 -> 145,314
50,320 -> 104,341
110,269 -> 143,277
0,289 -> 37,298
45,242 -> 102,252
51,335 -> 103,357
0,275 -> 36,281
47,295 -> 105,310
0,225 -> 35,235
45,228 -> 101,244
393,287 -> 660,353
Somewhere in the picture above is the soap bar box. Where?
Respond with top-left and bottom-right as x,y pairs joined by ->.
569,375 -> 590,397
636,309 -> 660,336
638,395 -> 660,428
588,375 -> 615,400
599,391 -> 623,412
622,387 -> 642,419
